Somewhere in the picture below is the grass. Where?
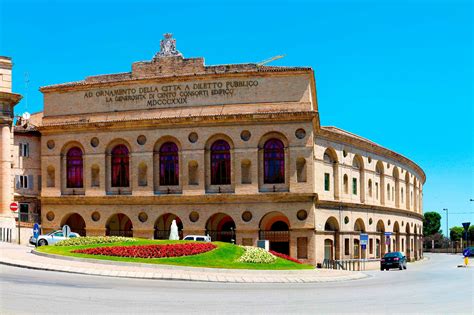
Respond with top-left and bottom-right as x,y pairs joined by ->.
36,239 -> 314,270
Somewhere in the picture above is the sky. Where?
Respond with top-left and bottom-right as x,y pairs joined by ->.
1,0 -> 472,235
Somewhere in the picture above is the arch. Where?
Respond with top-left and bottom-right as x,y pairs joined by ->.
405,223 -> 411,260
66,147 -> 84,188
393,221 -> 401,251
110,144 -> 130,187
354,218 -> 366,232
405,171 -> 410,210
157,142 -> 179,186
324,216 -> 340,231
61,213 -> 86,236
106,213 -> 133,237
414,224 -> 419,259
413,177 -> 418,212
259,211 -> 290,255
352,155 -> 365,202
393,167 -> 400,207
263,138 -> 285,184
324,216 -> 340,260
376,161 -> 385,205
210,140 -> 231,185
154,213 -> 183,240
205,213 -> 236,243
376,219 -> 386,257
323,148 -> 339,200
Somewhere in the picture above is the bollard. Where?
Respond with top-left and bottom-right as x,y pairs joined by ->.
465,257 -> 469,266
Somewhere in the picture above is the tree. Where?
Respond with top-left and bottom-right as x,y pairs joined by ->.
450,226 -> 464,241
423,212 -> 441,236
469,225 -> 474,242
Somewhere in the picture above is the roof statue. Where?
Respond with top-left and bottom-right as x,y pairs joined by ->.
154,33 -> 182,59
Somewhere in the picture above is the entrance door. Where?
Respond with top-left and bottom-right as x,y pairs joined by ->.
324,239 -> 333,260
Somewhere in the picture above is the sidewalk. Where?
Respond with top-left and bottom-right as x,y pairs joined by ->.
0,242 -> 368,283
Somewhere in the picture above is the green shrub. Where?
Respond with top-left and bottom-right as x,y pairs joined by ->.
54,236 -> 138,246
238,246 -> 276,264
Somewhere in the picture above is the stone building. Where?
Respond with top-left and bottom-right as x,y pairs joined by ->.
0,56 -> 22,241
10,35 -> 426,265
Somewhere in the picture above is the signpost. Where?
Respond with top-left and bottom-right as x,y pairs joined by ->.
10,202 -> 20,244
360,233 -> 368,258
33,223 -> 40,239
62,225 -> 71,238
462,222 -> 470,266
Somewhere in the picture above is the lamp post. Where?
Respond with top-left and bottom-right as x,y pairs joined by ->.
443,208 -> 449,240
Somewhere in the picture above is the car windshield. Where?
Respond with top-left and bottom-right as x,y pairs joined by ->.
183,237 -> 193,240
384,252 -> 401,258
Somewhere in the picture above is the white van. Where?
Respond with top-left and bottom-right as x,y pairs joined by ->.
183,235 -> 211,242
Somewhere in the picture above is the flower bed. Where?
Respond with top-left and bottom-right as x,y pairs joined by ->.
55,236 -> 137,247
72,243 -> 216,258
238,246 -> 276,264
269,250 -> 303,264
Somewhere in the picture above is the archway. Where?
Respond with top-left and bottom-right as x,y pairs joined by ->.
205,213 -> 236,243
405,224 -> 411,260
259,211 -> 290,255
376,220 -> 386,258
62,213 -> 86,236
324,216 -> 340,260
393,221 -> 401,252
354,218 -> 366,258
106,213 -> 133,237
154,213 -> 183,240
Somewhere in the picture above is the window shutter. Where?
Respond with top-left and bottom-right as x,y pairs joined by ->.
38,175 -> 42,191
19,144 -> 22,157
26,143 -> 30,157
28,175 -> 33,190
15,175 -> 20,189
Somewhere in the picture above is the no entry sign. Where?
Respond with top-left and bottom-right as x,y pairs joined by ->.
10,202 -> 18,212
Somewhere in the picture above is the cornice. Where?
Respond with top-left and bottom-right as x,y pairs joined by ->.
317,127 -> 426,184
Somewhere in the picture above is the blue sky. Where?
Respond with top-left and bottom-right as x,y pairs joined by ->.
1,0 -> 472,234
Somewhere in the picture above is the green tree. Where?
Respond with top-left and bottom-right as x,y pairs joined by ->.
450,226 -> 464,241
469,225 -> 474,242
423,212 -> 442,236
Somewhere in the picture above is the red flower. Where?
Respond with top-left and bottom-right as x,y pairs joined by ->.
72,243 -> 216,258
269,250 -> 303,264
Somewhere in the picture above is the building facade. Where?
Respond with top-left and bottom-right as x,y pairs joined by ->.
10,35 -> 426,265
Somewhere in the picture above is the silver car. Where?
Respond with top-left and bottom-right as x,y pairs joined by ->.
33,230 -> 80,246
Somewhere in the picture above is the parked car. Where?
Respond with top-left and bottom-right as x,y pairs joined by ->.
381,251 -> 407,271
183,235 -> 211,242
33,230 -> 80,246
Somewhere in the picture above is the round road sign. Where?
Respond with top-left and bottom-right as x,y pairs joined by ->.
10,202 -> 18,212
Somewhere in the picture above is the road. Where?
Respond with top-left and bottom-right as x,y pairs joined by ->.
0,253 -> 472,314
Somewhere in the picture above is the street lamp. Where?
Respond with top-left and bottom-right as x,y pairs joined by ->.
443,208 -> 449,240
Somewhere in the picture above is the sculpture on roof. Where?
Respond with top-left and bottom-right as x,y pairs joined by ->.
154,33 -> 182,59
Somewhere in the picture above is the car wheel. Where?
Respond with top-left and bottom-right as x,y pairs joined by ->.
37,239 -> 48,246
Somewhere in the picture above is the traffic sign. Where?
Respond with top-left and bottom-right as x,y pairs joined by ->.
360,233 -> 369,246
463,248 -> 471,257
62,225 -> 71,238
33,223 -> 40,239
10,202 -> 18,212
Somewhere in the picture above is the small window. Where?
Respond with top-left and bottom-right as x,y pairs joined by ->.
324,173 -> 330,191
344,238 -> 350,255
352,178 -> 357,195
196,237 -> 205,242
369,238 -> 374,255
19,143 -> 29,157
368,179 -> 373,197
17,175 -> 28,189
375,182 -> 379,199
343,175 -> 348,194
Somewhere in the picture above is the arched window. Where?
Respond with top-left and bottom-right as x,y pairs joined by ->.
111,145 -> 129,187
211,140 -> 231,185
263,139 -> 285,184
66,147 -> 83,188
159,142 -> 179,186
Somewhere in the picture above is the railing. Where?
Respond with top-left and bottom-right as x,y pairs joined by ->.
0,227 -> 13,242
154,230 -> 184,240
322,258 -> 378,271
207,230 -> 235,243
106,230 -> 133,237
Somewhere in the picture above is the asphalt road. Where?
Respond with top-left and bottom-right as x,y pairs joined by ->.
0,253 -> 472,314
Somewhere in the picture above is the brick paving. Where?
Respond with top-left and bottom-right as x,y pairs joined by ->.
0,242 -> 368,283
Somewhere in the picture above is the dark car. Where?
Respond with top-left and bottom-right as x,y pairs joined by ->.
381,252 -> 407,271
